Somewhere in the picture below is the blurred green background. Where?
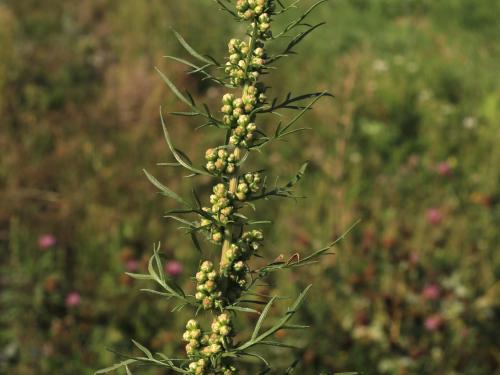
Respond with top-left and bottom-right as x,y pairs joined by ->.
1,0 -> 499,374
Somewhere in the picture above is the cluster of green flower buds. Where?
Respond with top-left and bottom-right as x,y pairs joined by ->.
241,229 -> 264,252
221,229 -> 264,292
208,183 -> 235,224
249,13 -> 273,40
183,319 -> 203,357
211,313 -> 232,339
183,315 -> 234,373
195,261 -> 223,310
236,0 -> 275,22
220,366 -> 238,375
235,172 -> 261,201
221,86 -> 267,149
225,39 -> 265,86
188,359 -> 207,375
205,147 -> 239,175
184,2 -> 275,374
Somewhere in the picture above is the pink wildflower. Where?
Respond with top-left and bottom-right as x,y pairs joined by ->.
426,208 -> 443,225
422,284 -> 441,301
437,161 -> 452,177
125,259 -> 140,272
424,314 -> 443,331
165,260 -> 183,277
38,234 -> 56,249
65,292 -> 81,307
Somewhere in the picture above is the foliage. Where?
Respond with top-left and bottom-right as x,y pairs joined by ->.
94,1 -> 353,374
1,0 -> 499,374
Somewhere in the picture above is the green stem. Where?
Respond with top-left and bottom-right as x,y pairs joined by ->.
219,20 -> 260,273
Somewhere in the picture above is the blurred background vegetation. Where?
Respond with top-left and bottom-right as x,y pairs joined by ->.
1,0 -> 499,374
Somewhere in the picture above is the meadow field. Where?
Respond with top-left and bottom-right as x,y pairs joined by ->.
1,0 -> 499,374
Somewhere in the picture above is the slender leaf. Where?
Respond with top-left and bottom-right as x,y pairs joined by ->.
94,359 -> 137,374
144,169 -> 190,206
172,30 -> 214,65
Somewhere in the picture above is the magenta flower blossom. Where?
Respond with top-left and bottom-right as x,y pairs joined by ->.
125,259 -> 140,272
426,208 -> 443,225
424,314 -> 443,331
422,284 -> 441,300
437,161 -> 452,177
65,292 -> 81,307
38,234 -> 56,249
165,260 -> 183,277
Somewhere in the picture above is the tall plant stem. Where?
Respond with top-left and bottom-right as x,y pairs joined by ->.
220,147 -> 241,272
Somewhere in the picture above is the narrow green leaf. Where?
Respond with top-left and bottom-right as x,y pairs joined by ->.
278,92 -> 328,137
225,305 -> 261,314
153,243 -> 165,283
148,254 -> 160,281
156,67 -> 197,110
143,169 -> 190,206
190,232 -> 203,253
131,340 -> 153,359
252,296 -> 277,340
286,162 -> 308,188
94,359 -> 137,374
159,110 -> 211,176
139,289 -> 173,298
258,341 -> 300,349
125,273 -> 153,281
172,31 -> 214,65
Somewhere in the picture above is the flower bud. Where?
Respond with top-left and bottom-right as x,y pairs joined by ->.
202,297 -> 213,309
196,271 -> 207,283
230,135 -> 239,145
190,329 -> 201,339
200,218 -> 211,228
233,98 -> 243,108
244,9 -> 254,19
212,232 -> 222,243
211,321 -> 221,333
219,325 -> 231,336
222,93 -> 234,105
205,148 -> 217,161
237,115 -> 250,126
218,313 -> 230,324
200,261 -> 213,273
206,161 -> 216,172
229,53 -> 240,64
233,107 -> 243,118
214,159 -> 226,171
195,291 -> 204,301
240,45 -> 249,55
259,13 -> 270,23
233,261 -> 245,272
211,343 -> 222,353
221,104 -> 233,114
205,280 -> 216,292
228,39 -> 239,52
226,163 -> 236,174
223,115 -> 233,126
186,319 -> 198,330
